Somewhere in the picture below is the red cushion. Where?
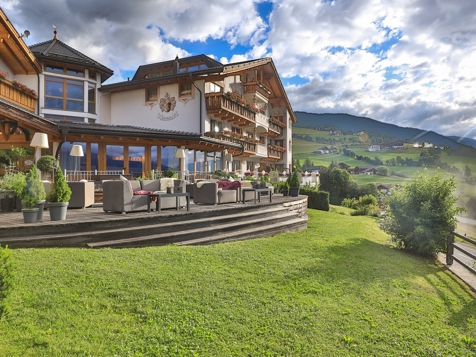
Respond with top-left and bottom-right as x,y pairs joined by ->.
218,181 -> 242,190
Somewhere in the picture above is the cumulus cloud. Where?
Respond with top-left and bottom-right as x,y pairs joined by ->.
1,0 -> 475,138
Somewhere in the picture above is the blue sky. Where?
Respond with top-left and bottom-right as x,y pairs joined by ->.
2,0 -> 476,139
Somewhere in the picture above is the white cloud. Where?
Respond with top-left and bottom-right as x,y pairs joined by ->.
2,0 -> 475,138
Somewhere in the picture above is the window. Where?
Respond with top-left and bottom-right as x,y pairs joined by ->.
208,83 -> 222,93
145,87 -> 157,102
179,83 -> 192,97
45,76 -> 84,111
45,65 -> 84,77
231,127 -> 241,134
44,114 -> 85,122
210,120 -> 222,133
88,83 -> 96,114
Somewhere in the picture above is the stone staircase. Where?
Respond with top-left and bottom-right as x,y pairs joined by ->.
0,198 -> 308,248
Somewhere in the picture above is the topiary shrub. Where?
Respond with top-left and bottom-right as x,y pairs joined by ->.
36,155 -> 57,172
0,245 -> 13,319
21,165 -> 43,209
48,169 -> 72,203
287,171 -> 300,188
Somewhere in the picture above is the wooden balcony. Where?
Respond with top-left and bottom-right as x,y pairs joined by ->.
266,146 -> 285,161
243,81 -> 271,99
0,79 -> 37,112
268,121 -> 284,137
205,92 -> 256,126
204,132 -> 257,156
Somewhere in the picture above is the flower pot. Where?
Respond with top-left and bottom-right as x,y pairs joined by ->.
289,187 -> 300,197
37,200 -> 46,220
15,197 -> 22,211
48,202 -> 69,221
282,190 -> 289,196
0,197 -> 14,212
22,208 -> 38,223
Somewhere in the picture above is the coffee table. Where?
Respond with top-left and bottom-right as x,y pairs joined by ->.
147,192 -> 190,213
242,188 -> 272,204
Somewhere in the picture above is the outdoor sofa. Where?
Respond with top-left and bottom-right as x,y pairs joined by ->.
103,178 -> 186,213
193,181 -> 241,205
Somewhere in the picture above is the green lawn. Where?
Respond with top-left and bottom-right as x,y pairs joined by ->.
1,209 -> 475,356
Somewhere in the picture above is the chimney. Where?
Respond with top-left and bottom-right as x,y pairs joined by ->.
173,55 -> 179,74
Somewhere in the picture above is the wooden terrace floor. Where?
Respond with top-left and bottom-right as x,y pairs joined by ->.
0,194 -> 301,231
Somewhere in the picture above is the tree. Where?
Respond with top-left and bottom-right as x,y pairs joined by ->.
376,166 -> 389,176
380,169 -> 464,257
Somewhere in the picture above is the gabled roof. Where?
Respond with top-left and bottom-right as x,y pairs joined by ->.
29,37 -> 113,82
223,57 -> 297,123
101,54 -> 224,93
0,9 -> 41,74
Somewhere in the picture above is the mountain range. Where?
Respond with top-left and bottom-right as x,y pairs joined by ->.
294,112 -> 476,149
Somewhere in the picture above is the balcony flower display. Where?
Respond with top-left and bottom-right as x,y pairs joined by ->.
12,79 -> 37,97
268,144 -> 286,152
225,91 -> 259,113
270,116 -> 286,128
0,70 -> 7,80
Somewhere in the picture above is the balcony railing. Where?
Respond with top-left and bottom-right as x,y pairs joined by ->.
0,79 -> 37,112
267,145 -> 285,161
204,131 -> 257,156
268,121 -> 284,137
205,92 -> 256,126
243,81 -> 271,99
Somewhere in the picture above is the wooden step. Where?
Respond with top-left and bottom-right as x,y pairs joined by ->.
86,211 -> 300,248
1,206 -> 293,248
175,217 -> 308,246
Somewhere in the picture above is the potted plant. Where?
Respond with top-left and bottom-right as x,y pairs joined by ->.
281,181 -> 290,196
36,155 -> 57,181
47,169 -> 72,221
27,165 -> 46,220
21,166 -> 42,223
1,171 -> 26,212
287,171 -> 301,197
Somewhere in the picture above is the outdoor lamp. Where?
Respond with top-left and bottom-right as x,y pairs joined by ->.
70,145 -> 84,157
70,145 -> 84,180
175,147 -> 185,159
30,132 -> 49,149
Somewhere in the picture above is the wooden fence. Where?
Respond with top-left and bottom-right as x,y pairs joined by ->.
446,231 -> 476,276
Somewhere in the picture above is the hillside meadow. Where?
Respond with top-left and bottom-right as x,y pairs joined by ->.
0,208 -> 475,356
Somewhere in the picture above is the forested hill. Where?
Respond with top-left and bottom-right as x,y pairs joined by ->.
294,112 -> 461,149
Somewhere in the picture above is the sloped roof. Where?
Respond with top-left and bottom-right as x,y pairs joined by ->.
132,54 -> 223,80
29,37 -> 113,82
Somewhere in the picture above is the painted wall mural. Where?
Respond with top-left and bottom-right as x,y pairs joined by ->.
158,92 -> 178,121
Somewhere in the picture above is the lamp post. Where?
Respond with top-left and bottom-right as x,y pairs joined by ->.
70,145 -> 84,181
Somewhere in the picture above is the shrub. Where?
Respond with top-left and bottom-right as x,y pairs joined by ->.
162,168 -> 177,178
380,169 -> 464,257
1,172 -> 26,198
36,155 -> 57,172
21,165 -> 44,209
299,185 -> 330,211
48,169 -> 72,203
0,245 -> 13,319
341,197 -> 358,209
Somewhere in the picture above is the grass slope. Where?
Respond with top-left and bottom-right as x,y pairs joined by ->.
1,210 -> 475,356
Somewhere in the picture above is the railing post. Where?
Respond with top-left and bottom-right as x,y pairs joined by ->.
446,228 -> 454,265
